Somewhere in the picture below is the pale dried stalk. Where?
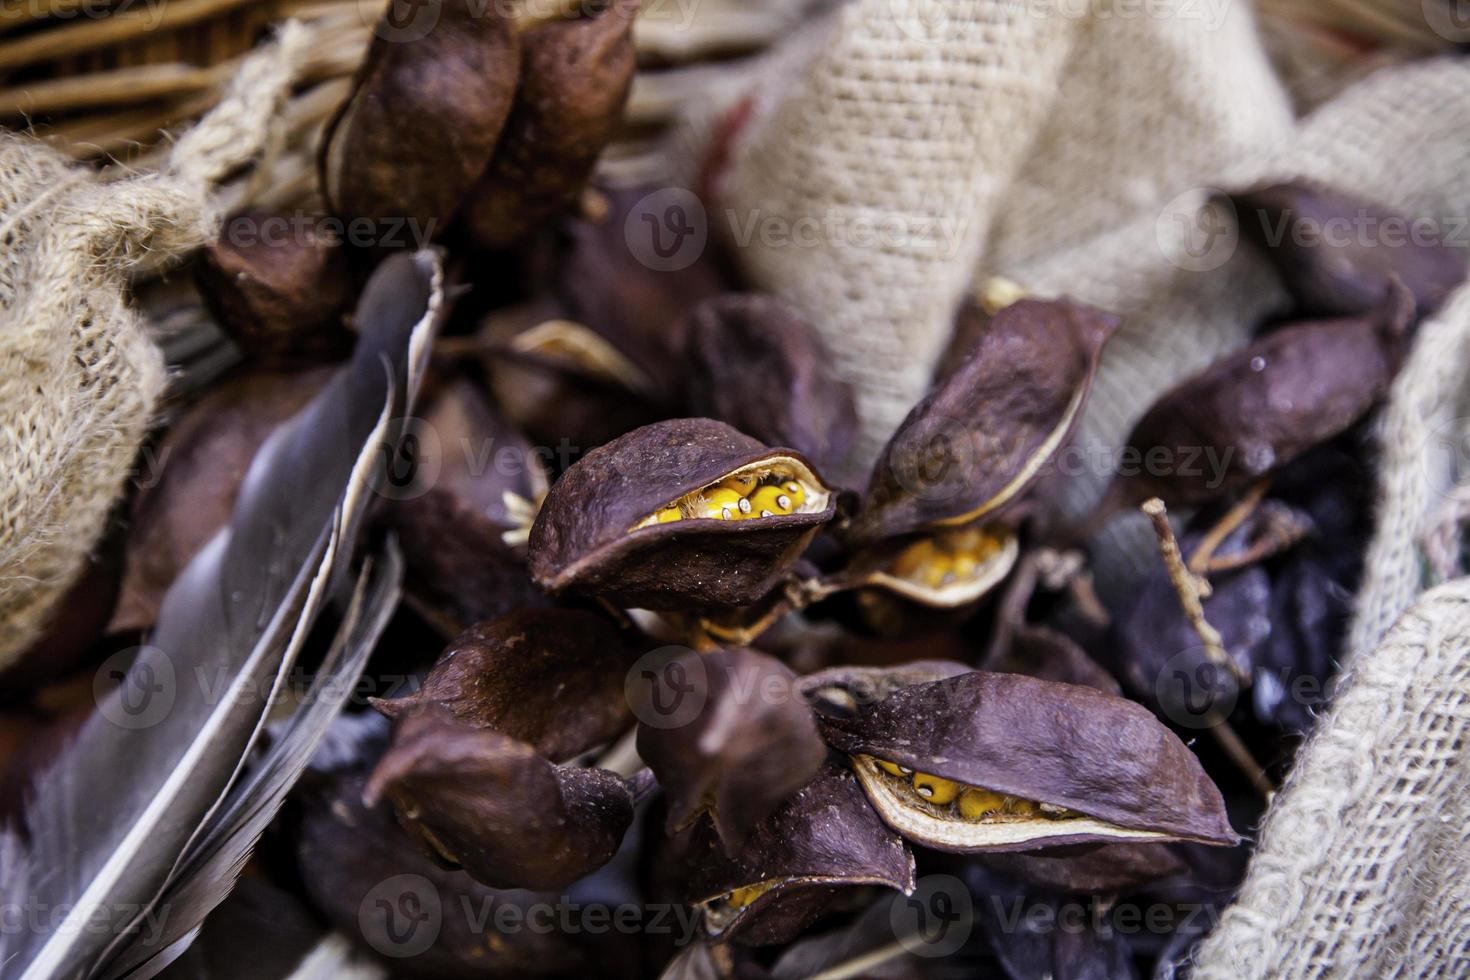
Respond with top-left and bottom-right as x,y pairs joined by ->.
0,0 -> 255,73
0,62 -> 221,117
1187,478 -> 1270,576
1142,497 -> 1238,675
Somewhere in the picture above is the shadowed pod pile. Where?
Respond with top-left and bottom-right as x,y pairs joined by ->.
1,2 -> 1467,978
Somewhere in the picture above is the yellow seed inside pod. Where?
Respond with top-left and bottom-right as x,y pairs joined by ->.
950,550 -> 979,580
782,481 -> 807,508
921,554 -> 955,589
876,759 -> 913,778
913,772 -> 961,805
958,788 -> 1009,820
655,507 -> 682,524
728,881 -> 775,909
890,539 -> 938,580
1004,796 -> 1041,817
747,485 -> 795,518
694,488 -> 748,520
719,474 -> 759,496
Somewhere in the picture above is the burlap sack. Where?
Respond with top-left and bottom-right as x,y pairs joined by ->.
0,24 -> 311,670
697,0 -> 1470,971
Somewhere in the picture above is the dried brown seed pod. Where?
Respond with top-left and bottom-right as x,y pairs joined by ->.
365,706 -> 634,891
461,0 -> 640,249
979,841 -> 1188,896
194,212 -> 354,364
634,647 -> 826,855
808,669 -> 1238,852
320,0 -> 520,231
528,419 -> 837,610
850,298 -> 1118,545
1106,279 -> 1414,509
373,609 -> 637,762
1232,181 -> 1468,320
846,523 -> 1020,617
678,765 -> 915,946
680,294 -> 861,482
981,623 -> 1122,696
110,368 -> 332,633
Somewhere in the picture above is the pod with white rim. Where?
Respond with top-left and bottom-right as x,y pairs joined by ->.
528,419 -> 836,610
806,666 -> 1238,853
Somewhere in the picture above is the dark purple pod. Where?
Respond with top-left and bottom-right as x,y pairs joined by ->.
979,892 -> 1139,980
982,624 -> 1123,696
635,647 -> 826,855
979,841 -> 1187,896
373,609 -> 636,762
680,294 -> 861,482
810,670 -> 1238,852
195,212 -> 354,365
461,0 -> 640,249
840,523 -> 1021,624
320,0 -> 520,232
678,765 -> 915,946
1106,281 -> 1414,509
1231,181 -> 1468,320
364,707 -> 634,891
528,419 -> 837,610
850,298 -> 1118,545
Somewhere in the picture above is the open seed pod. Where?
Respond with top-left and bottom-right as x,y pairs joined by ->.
1231,181 -> 1468,320
808,669 -> 1238,852
680,294 -> 860,482
528,419 -> 837,610
846,522 -> 1020,617
849,298 -> 1118,545
1107,280 -> 1414,509
678,765 -> 915,946
635,647 -> 826,854
461,0 -> 640,249
373,609 -> 636,761
320,0 -> 520,231
194,212 -> 355,365
365,705 -> 635,890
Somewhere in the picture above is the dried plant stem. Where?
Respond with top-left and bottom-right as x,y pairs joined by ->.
1202,708 -> 1276,799
1142,498 -> 1243,679
0,0 -> 254,73
1187,478 -> 1270,575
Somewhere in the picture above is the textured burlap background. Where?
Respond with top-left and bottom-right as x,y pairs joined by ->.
0,24 -> 310,670
702,1 -> 1470,973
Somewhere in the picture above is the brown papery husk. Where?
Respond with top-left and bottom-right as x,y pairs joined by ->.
681,294 -> 861,483
1231,181 -> 1468,320
634,647 -> 826,855
528,419 -> 835,610
679,765 -> 915,946
850,297 -> 1118,545
814,670 -> 1239,850
372,608 -> 636,762
320,0 -> 520,231
364,707 -> 634,891
461,0 -> 640,249
1105,279 -> 1414,511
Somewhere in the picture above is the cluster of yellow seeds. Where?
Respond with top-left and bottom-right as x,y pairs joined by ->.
888,526 -> 1004,588
874,759 -> 1073,822
653,473 -> 809,524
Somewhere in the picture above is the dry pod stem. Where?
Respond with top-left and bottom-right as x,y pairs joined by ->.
1108,280 -> 1414,509
1232,181 -> 1468,319
851,298 -> 1118,545
195,212 -> 354,364
808,668 -> 1237,852
680,765 -> 915,946
462,0 -> 640,249
529,419 -> 836,610
373,609 -> 637,761
365,706 -> 634,890
635,647 -> 826,855
681,294 -> 860,480
321,0 -> 520,231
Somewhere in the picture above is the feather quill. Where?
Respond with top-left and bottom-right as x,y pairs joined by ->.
0,250 -> 444,980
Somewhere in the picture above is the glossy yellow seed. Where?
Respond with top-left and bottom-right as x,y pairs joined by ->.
912,772 -> 961,805
950,551 -> 979,580
719,474 -> 759,496
748,485 -> 795,518
921,555 -> 954,589
890,539 -> 938,580
695,488 -> 748,520
958,788 -> 1009,820
876,759 -> 913,778
782,481 -> 807,508
728,881 -> 774,909
1004,797 -> 1041,817
655,507 -> 682,524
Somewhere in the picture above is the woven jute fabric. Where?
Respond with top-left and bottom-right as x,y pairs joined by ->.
0,23 -> 311,670
699,0 -> 1470,971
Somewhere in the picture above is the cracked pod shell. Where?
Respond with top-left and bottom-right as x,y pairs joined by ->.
812,670 -> 1238,852
528,419 -> 836,610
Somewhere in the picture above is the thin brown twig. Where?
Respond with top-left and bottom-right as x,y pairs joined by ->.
1142,498 -> 1244,682
1203,709 -> 1276,799
1187,478 -> 1271,576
